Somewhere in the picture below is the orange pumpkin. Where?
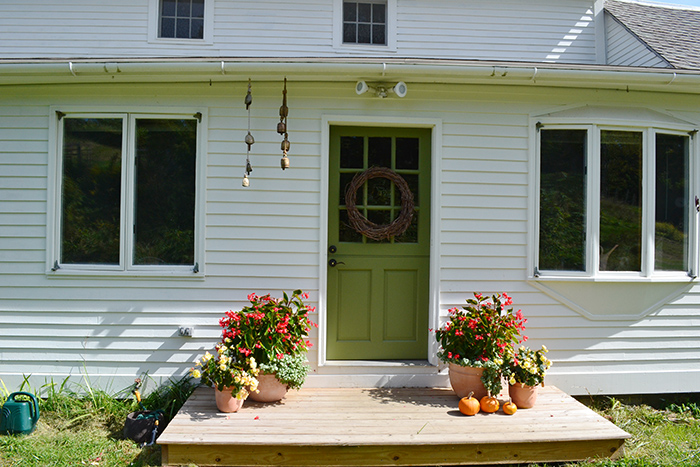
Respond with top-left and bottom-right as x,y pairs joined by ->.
458,391 -> 480,416
480,395 -> 500,413
503,398 -> 517,415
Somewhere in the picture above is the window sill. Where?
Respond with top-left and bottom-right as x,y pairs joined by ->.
529,274 -> 695,283
148,38 -> 214,46
46,269 -> 204,280
334,44 -> 397,54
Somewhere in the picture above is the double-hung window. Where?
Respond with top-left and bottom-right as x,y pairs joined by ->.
536,122 -> 696,279
51,112 -> 201,274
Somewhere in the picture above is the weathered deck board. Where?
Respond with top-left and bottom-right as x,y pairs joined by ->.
158,386 -> 630,466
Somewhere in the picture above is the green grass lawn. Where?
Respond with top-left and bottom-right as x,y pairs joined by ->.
0,380 -> 698,467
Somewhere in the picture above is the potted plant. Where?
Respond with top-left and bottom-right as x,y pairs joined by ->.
190,344 -> 260,412
218,290 -> 316,402
435,292 -> 526,399
504,345 -> 552,408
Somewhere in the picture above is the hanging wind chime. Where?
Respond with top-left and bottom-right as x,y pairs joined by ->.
242,79 -> 254,187
278,77 -> 290,170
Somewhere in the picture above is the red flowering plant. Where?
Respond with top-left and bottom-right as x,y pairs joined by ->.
435,292 -> 527,395
218,290 -> 317,389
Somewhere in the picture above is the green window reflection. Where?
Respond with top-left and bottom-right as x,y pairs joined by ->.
61,118 -> 122,265
600,130 -> 643,272
655,133 -> 689,272
539,129 -> 587,271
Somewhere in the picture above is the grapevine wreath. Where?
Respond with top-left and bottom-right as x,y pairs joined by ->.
344,167 -> 415,241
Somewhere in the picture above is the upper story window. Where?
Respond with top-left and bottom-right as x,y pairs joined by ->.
535,118 -> 696,280
159,0 -> 204,39
50,112 -> 203,276
335,0 -> 395,50
343,1 -> 386,45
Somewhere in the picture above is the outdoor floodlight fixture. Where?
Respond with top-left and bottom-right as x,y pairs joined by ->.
355,80 -> 407,98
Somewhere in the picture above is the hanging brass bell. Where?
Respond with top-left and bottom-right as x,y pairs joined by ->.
281,138 -> 290,152
242,174 -> 250,187
277,121 -> 286,134
281,154 -> 290,170
246,160 -> 253,174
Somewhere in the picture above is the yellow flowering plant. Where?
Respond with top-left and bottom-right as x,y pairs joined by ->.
505,345 -> 552,387
191,343 -> 260,398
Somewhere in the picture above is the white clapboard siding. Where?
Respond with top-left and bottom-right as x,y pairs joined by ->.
0,0 -> 600,65
1,79 -> 700,395
604,11 -> 669,68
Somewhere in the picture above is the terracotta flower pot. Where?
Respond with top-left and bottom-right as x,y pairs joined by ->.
509,382 -> 538,409
248,372 -> 289,403
215,387 -> 246,413
448,364 -> 488,400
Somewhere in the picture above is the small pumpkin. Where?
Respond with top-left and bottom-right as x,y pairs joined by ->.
480,395 -> 500,413
503,398 -> 517,415
458,391 -> 480,416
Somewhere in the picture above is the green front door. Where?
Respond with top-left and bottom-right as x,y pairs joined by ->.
327,126 -> 431,360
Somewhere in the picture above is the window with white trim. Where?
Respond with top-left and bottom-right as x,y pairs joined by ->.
536,124 -> 695,278
343,1 -> 387,45
159,0 -> 204,39
54,113 -> 200,273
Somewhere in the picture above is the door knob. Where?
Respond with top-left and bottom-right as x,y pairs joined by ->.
328,259 -> 345,267
329,245 -> 337,254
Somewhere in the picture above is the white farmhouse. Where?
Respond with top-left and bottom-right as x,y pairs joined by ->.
1,0 -> 699,396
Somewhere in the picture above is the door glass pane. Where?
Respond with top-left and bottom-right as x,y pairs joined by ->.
339,209 -> 363,242
134,119 -> 196,265
600,130 -> 642,271
655,133 -> 689,272
367,177 -> 391,205
368,137 -> 391,167
340,136 -> 364,169
401,173 -> 419,205
61,118 -> 122,265
395,212 -> 418,243
539,129 -> 587,271
396,138 -> 419,170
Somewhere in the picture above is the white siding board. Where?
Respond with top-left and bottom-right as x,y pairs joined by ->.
0,0 -> 599,64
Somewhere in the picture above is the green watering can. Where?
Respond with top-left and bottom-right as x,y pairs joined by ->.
0,392 -> 40,435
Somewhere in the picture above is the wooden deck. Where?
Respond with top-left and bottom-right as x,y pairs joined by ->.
158,386 -> 630,467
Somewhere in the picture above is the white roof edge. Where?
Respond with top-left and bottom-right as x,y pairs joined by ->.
2,59 -> 700,93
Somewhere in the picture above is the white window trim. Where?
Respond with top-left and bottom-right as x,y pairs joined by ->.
47,107 -> 207,278
333,0 -> 397,53
148,0 -> 214,46
529,115 -> 699,282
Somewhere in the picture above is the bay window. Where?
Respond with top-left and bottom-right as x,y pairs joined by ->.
536,123 -> 694,278
51,112 -> 201,274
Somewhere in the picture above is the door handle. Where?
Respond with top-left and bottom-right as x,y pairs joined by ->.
328,259 -> 345,267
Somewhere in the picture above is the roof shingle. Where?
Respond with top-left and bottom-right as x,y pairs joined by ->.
605,0 -> 700,69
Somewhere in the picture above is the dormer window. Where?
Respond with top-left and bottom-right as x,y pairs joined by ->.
159,0 -> 204,39
343,1 -> 387,45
